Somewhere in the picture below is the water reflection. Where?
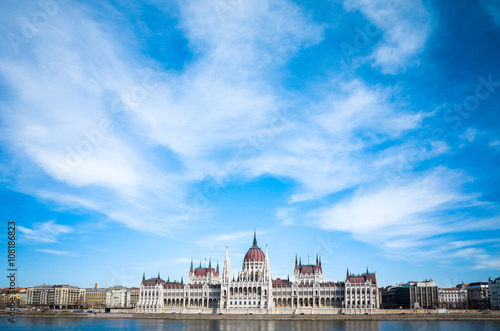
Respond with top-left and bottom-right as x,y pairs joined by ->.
1,317 -> 499,331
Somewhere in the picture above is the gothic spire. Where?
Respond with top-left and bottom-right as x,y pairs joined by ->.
253,228 -> 257,246
263,244 -> 272,282
142,272 -> 145,281
223,246 -> 231,283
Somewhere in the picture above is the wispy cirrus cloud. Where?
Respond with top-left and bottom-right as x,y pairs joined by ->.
312,168 -> 491,252
343,0 -> 431,73
18,220 -> 73,243
481,0 -> 500,27
1,0 -> 498,277
0,0 -> 324,236
36,249 -> 72,256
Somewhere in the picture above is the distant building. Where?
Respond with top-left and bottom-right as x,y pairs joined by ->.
106,285 -> 131,308
0,288 -> 26,308
380,286 -> 396,309
27,285 -> 85,309
382,280 -> 438,309
488,277 -> 500,310
84,286 -> 106,309
438,286 -> 467,309
467,282 -> 489,309
130,287 -> 140,308
85,285 -> 138,309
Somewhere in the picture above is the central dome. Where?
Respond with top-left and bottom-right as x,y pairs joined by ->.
243,231 -> 265,262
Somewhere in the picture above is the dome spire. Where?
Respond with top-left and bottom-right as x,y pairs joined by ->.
253,228 -> 257,246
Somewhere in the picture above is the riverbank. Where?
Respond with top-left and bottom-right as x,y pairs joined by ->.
2,311 -> 500,321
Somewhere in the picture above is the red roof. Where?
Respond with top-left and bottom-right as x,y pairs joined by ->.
244,246 -> 265,262
195,269 -> 207,276
244,232 -> 266,262
348,277 -> 365,284
442,288 -> 459,292
298,264 -> 322,275
346,273 -> 376,283
193,267 -> 218,277
273,279 -> 292,287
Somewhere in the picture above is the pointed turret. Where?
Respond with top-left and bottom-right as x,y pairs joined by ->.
299,257 -> 302,267
190,258 -> 194,273
295,254 -> 299,270
199,260 -> 202,268
181,276 -> 184,284
208,257 -> 212,271
142,272 -> 145,281
223,246 -> 231,283
253,228 -> 257,247
158,272 -> 160,279
346,267 -> 349,279
316,253 -> 319,268
167,276 -> 170,282
263,244 -> 272,282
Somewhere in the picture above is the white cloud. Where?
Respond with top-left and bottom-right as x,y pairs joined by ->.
171,257 -> 192,264
275,207 -> 295,226
314,168 -> 483,253
18,220 -> 73,243
481,0 -> 500,27
459,128 -> 480,147
197,231 -> 255,246
0,0 -> 324,235
0,1 -> 495,270
490,140 -> 500,147
343,0 -> 431,73
36,249 -> 72,256
243,79 -> 428,203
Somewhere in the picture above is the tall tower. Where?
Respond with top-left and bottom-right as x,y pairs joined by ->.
263,245 -> 272,282
223,246 -> 231,283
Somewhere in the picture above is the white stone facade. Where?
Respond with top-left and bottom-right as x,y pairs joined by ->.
106,285 -> 131,308
135,233 -> 379,314
438,287 -> 467,309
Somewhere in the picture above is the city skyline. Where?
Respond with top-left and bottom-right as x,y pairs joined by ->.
1,0 -> 500,290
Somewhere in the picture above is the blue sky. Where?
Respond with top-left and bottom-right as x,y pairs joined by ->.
0,0 -> 499,289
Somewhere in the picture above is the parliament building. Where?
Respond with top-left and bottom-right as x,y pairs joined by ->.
136,232 -> 379,314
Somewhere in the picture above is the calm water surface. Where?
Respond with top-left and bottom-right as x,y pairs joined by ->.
1,317 -> 500,330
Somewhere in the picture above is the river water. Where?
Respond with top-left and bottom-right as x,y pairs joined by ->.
1,317 -> 500,330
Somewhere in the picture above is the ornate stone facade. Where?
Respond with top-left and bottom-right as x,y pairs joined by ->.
136,232 -> 379,314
